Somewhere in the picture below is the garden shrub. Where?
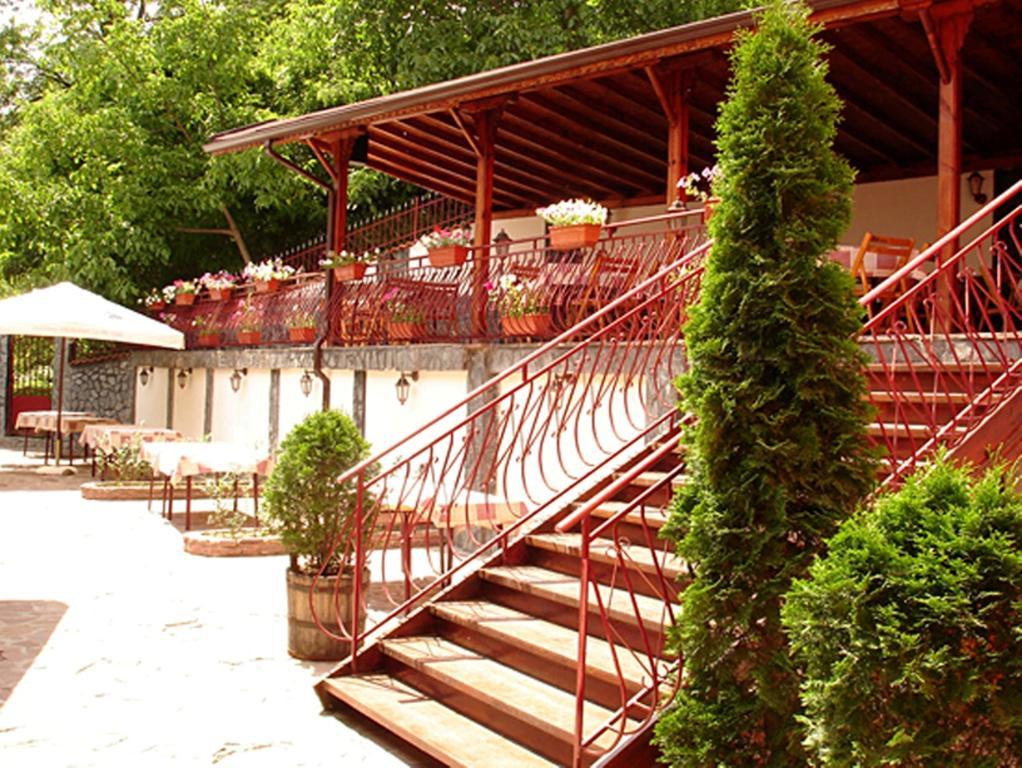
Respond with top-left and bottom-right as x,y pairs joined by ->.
654,1 -> 875,764
262,410 -> 374,575
783,459 -> 1022,767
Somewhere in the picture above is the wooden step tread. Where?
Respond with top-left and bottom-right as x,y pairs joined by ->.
480,565 -> 673,629
432,600 -> 660,689
587,500 -> 670,529
381,635 -> 630,751
321,674 -> 555,768
527,532 -> 686,581
868,422 -> 960,437
624,471 -> 685,490
868,390 -> 972,404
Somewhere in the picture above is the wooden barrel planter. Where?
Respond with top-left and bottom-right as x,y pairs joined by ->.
286,567 -> 367,661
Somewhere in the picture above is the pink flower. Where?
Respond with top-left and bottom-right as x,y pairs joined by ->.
382,288 -> 398,302
482,280 -> 494,292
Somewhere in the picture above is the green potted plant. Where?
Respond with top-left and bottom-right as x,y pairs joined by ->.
382,287 -> 427,341
262,410 -> 376,660
320,248 -> 377,282
678,164 -> 722,223
286,306 -> 317,343
199,270 -> 238,301
172,279 -> 199,306
418,225 -> 472,267
537,198 -> 608,251
236,300 -> 261,345
491,273 -> 552,338
243,257 -> 296,293
192,315 -> 219,347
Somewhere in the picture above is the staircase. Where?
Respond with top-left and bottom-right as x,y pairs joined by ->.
309,183 -> 1022,767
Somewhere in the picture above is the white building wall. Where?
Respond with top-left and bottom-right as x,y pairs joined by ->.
134,367 -> 169,428
171,368 -> 206,439
210,368 -> 271,450
363,370 -> 468,459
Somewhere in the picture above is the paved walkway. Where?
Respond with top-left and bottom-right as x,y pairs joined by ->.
0,438 -> 432,767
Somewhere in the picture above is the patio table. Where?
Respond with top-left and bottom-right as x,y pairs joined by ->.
79,424 -> 182,478
829,245 -> 930,283
14,410 -> 118,464
139,441 -> 273,531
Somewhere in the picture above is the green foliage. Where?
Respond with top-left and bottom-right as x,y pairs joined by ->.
783,459 -> 1022,767
98,436 -> 152,482
204,472 -> 251,539
655,2 -> 875,764
262,410 -> 374,575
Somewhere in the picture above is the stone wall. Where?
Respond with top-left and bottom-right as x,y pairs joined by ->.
65,356 -> 135,423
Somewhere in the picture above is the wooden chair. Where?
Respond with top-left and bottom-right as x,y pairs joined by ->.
569,251 -> 647,327
850,232 -> 915,320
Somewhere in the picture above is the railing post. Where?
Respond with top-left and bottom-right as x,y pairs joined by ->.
351,468 -> 365,672
572,515 -> 592,768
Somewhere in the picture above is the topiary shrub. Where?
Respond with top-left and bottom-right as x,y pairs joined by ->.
654,0 -> 875,764
782,458 -> 1022,767
263,409 -> 374,575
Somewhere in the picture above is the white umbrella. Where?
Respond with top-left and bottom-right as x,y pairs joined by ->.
0,282 -> 184,461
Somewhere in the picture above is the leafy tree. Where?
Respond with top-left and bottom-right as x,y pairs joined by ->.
654,2 -> 875,764
783,458 -> 1022,767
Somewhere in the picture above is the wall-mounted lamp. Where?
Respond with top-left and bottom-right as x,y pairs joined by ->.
299,370 -> 314,398
138,366 -> 154,387
968,171 -> 988,205
230,367 -> 248,393
395,371 -> 419,406
493,228 -> 512,257
176,368 -> 192,390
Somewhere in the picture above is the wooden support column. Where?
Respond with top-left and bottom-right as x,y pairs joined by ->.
647,66 -> 692,205
924,6 -> 972,326
456,102 -> 503,337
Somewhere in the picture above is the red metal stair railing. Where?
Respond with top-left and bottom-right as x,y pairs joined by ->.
859,179 -> 1022,486
309,214 -> 710,669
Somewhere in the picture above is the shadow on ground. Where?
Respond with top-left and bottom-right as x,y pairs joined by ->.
0,600 -> 67,707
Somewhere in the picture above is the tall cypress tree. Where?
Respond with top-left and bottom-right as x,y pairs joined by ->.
654,2 -> 875,764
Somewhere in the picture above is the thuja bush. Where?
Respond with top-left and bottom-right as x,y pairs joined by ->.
263,410 -> 374,575
655,1 -> 875,764
783,459 -> 1022,767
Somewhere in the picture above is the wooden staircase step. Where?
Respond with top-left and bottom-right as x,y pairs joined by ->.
480,564 -> 672,629
526,532 -> 686,581
321,673 -> 555,768
868,421 -> 958,438
868,390 -> 972,404
380,635 -> 631,752
623,470 -> 685,490
587,500 -> 670,530
431,600 -> 658,689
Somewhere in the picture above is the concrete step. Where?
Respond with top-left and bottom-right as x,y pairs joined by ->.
320,673 -> 555,768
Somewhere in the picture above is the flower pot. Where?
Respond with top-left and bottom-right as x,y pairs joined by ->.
501,313 -> 553,338
208,287 -> 233,301
149,301 -> 166,312
237,330 -> 261,345
427,245 -> 469,268
175,293 -> 197,306
549,223 -> 602,251
197,332 -> 219,347
702,197 -> 721,224
286,567 -> 367,661
254,278 -> 280,294
288,326 -> 316,343
388,321 -> 427,342
332,263 -> 368,282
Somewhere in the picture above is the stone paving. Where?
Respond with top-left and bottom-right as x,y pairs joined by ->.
0,438 -> 434,767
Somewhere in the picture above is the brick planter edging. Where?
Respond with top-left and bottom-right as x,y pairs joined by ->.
183,530 -> 286,557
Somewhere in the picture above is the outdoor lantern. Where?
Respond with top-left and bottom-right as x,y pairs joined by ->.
968,171 -> 988,205
299,370 -> 314,398
230,367 -> 247,393
493,228 -> 512,257
395,371 -> 418,405
138,366 -> 153,387
177,368 -> 192,389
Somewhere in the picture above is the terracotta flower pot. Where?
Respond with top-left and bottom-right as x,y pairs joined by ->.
332,263 -> 368,282
388,321 -> 427,341
254,278 -> 280,294
197,332 -> 219,347
427,245 -> 469,268
208,287 -> 233,301
237,330 -> 261,345
149,301 -> 166,312
175,293 -> 197,306
288,326 -> 316,343
501,313 -> 553,338
549,223 -> 602,251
